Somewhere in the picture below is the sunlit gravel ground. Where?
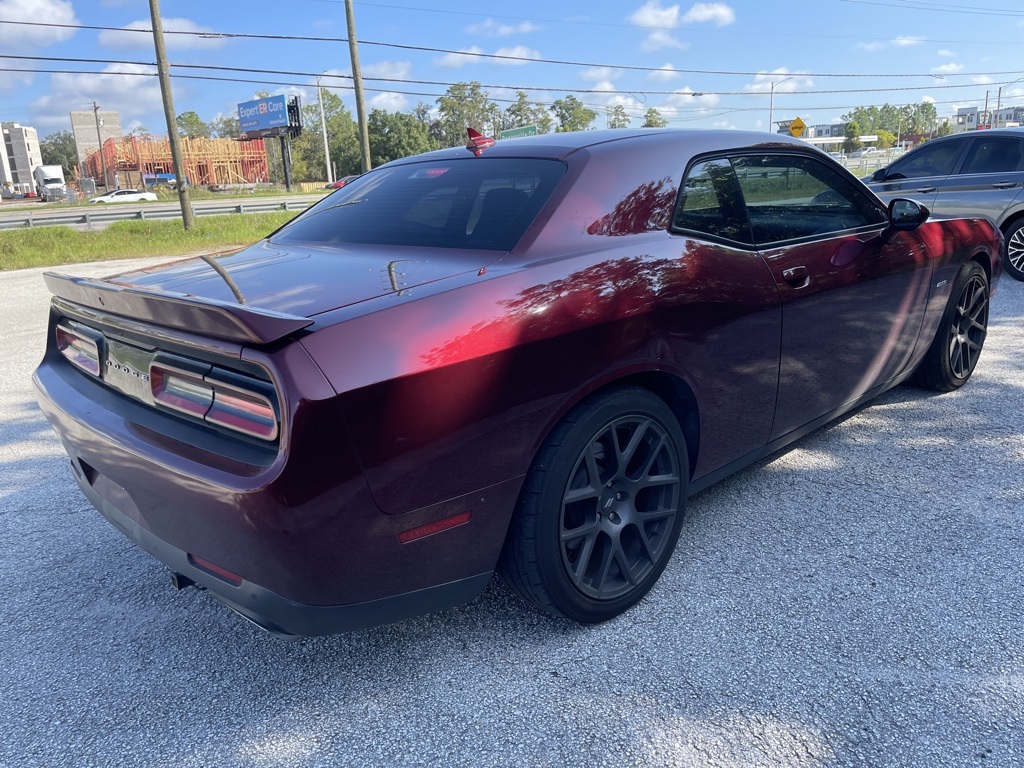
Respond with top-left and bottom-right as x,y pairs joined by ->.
1,258 -> 1021,767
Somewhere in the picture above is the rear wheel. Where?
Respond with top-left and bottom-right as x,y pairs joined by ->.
500,387 -> 687,623
1004,219 -> 1024,282
913,261 -> 989,391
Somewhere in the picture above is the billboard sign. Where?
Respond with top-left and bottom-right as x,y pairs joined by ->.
238,95 -> 289,136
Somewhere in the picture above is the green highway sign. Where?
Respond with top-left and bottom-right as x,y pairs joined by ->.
498,125 -> 538,139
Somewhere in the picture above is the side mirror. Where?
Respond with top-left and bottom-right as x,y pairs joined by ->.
888,198 -> 930,231
872,168 -> 887,182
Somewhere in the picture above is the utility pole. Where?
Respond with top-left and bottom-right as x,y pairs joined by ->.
317,73 -> 334,184
92,102 -> 108,190
344,0 -> 372,172
982,90 -> 990,130
148,0 -> 194,229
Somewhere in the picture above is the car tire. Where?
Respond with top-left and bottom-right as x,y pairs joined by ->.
499,386 -> 687,623
1004,219 -> 1024,282
913,261 -> 989,392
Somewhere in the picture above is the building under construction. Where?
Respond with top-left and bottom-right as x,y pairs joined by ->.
83,135 -> 269,189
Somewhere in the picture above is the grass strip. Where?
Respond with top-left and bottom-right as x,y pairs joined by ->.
0,212 -> 296,271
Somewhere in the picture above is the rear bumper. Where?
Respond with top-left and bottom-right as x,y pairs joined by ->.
74,464 -> 492,637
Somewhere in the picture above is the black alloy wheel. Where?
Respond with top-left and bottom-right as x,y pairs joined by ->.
500,387 -> 687,623
914,261 -> 990,392
1005,220 -> 1024,282
559,414 -> 680,601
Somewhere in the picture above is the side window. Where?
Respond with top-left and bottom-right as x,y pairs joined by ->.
886,139 -> 965,180
672,158 -> 752,245
959,138 -> 1022,175
732,154 -> 886,244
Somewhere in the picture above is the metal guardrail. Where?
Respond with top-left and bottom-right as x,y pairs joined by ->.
0,200 -> 312,231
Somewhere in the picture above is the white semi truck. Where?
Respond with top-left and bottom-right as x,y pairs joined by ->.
33,165 -> 66,202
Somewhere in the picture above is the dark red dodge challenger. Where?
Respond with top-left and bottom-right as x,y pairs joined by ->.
34,129 -> 1001,637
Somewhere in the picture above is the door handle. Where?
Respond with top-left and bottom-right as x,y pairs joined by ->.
782,266 -> 810,288
914,186 -> 936,193
992,181 -> 1017,189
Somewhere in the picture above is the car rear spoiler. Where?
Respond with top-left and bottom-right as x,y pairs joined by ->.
43,272 -> 313,345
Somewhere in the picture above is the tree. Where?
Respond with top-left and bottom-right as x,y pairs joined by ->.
368,109 -> 433,166
39,130 -> 77,177
288,90 -> 360,181
843,120 -> 863,154
550,95 -> 597,132
501,91 -> 553,136
936,122 -> 953,138
176,110 -> 211,139
606,105 -> 632,129
210,114 -> 240,139
876,129 -> 897,149
435,82 -> 498,148
642,108 -> 668,128
127,124 -> 151,138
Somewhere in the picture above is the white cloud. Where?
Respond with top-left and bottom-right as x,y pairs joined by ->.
436,46 -> 485,68
642,30 -> 688,51
363,61 -> 412,80
970,75 -> 994,84
467,18 -> 541,36
30,63 -> 163,133
891,36 -> 923,47
712,120 -> 737,129
932,62 -> 965,74
581,67 -> 619,83
921,95 -> 937,104
368,92 -> 409,112
436,46 -> 539,68
649,64 -> 680,82
629,0 -> 681,28
937,49 -> 957,57
681,2 -> 736,26
493,46 -> 541,64
661,87 -> 721,112
98,18 -> 226,50
854,41 -> 885,52
745,69 -> 813,93
0,0 -> 76,53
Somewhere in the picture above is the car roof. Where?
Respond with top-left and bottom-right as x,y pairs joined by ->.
380,128 -> 814,166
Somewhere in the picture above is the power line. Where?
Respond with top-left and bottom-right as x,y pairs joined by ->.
4,54 -> 1021,99
1,17 -> 1024,80
839,0 -> 1024,15
3,66 -> 1012,117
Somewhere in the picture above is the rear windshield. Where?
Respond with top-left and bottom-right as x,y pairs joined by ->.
272,158 -> 565,251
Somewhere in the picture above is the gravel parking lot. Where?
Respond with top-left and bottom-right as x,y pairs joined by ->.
2,258 -> 1022,767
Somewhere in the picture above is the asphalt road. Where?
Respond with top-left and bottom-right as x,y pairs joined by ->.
1,258 -> 1022,767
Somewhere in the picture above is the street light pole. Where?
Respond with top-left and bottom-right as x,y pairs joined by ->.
317,73 -> 334,184
768,77 -> 793,133
92,101 -> 108,190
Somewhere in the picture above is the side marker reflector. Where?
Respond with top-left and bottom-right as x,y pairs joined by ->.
398,511 -> 472,544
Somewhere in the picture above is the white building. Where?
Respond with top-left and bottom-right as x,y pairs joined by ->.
1,121 -> 43,195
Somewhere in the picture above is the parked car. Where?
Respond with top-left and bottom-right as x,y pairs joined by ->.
848,147 -> 882,159
88,189 -> 158,204
34,129 -> 1001,637
867,127 -> 1024,281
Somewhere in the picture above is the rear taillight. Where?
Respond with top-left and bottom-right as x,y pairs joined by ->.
150,357 -> 279,441
55,322 -> 102,376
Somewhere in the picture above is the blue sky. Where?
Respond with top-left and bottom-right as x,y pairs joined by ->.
1,0 -> 1023,138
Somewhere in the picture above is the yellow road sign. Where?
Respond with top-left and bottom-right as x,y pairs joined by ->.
789,117 -> 807,138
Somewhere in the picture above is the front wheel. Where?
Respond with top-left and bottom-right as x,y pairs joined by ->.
913,261 -> 990,391
1004,220 -> 1024,282
500,387 -> 687,623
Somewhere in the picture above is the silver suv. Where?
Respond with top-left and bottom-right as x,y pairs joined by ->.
867,127 -> 1024,281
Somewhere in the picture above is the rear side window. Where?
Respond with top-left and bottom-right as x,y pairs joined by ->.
273,158 -> 565,251
885,139 -> 965,180
672,158 -> 753,245
959,137 -> 1023,174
